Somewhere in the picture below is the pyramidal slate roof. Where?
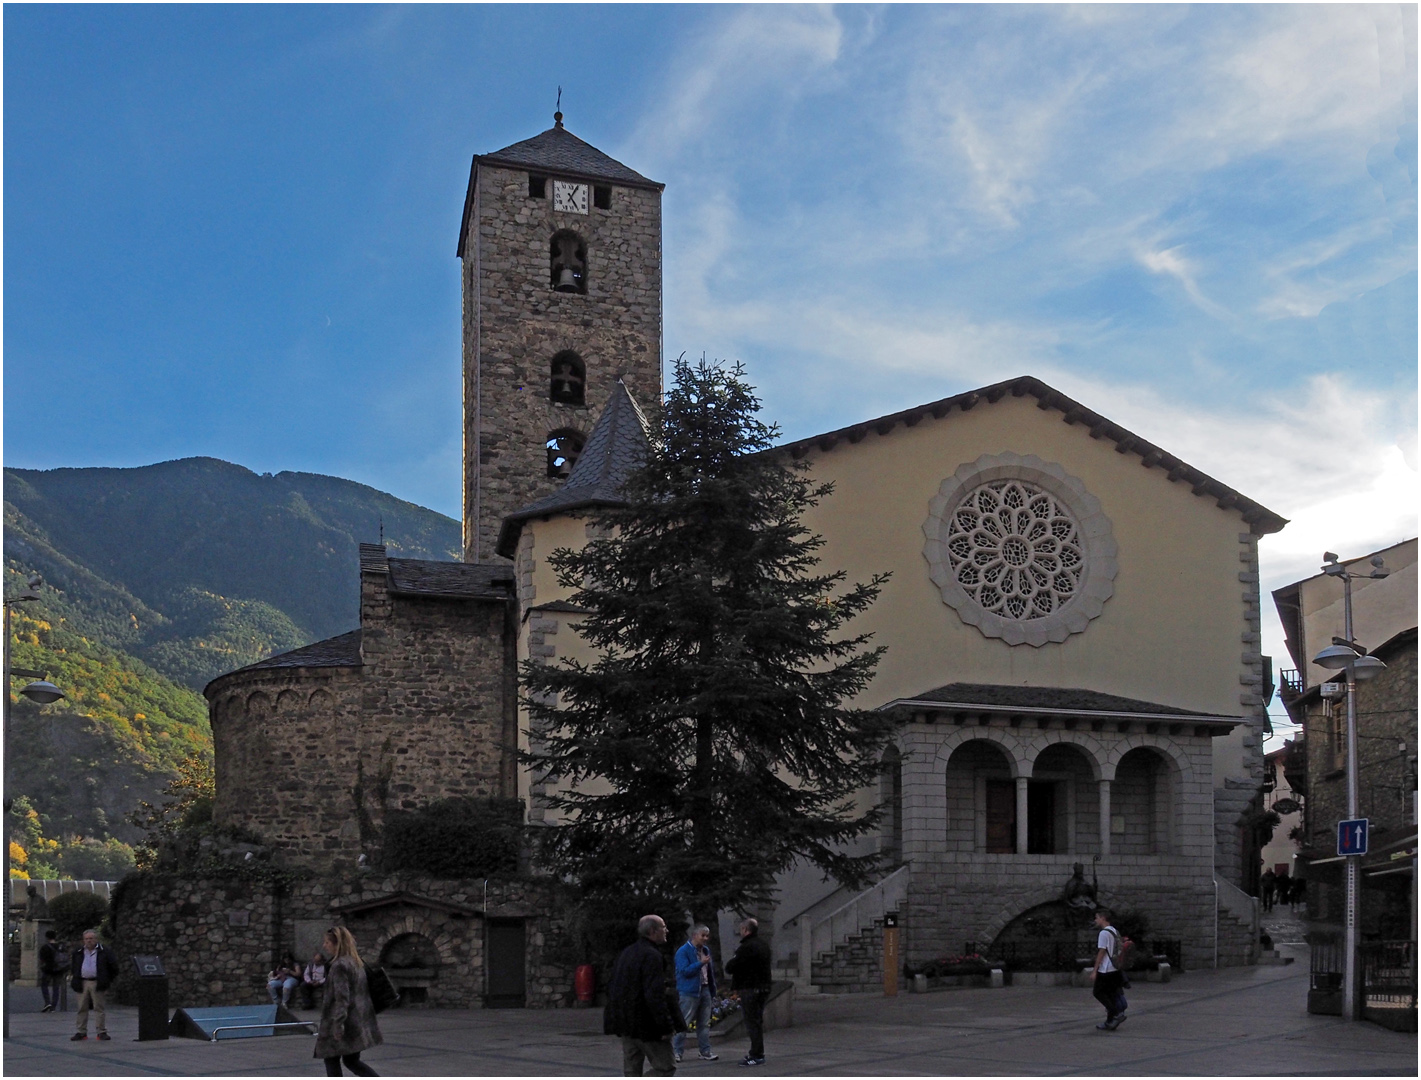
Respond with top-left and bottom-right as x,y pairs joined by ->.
477,121 -> 662,190
496,380 -> 651,557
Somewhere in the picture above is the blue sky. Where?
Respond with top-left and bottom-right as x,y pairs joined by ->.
4,5 -> 1417,720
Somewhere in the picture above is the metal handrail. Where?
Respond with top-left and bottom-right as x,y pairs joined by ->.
207,1021 -> 316,1042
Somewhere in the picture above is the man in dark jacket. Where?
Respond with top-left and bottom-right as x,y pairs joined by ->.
70,929 -> 120,1040
604,914 -> 677,1076
724,918 -> 772,1068
38,929 -> 65,1012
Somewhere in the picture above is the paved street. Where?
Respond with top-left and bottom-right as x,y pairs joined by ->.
5,947 -> 1415,1076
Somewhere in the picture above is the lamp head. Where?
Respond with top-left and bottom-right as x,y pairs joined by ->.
1352,655 -> 1387,681
1312,643 -> 1359,670
18,680 -> 64,705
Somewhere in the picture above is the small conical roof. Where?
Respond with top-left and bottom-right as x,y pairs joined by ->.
495,381 -> 652,558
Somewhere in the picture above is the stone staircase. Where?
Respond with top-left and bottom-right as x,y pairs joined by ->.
780,866 -> 909,993
1216,876 -> 1265,966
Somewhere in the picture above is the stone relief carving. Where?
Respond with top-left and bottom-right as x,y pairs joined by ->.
923,452 -> 1117,646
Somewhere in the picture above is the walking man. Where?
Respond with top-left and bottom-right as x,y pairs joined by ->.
672,924 -> 718,1063
70,929 -> 119,1041
1259,868 -> 1276,912
1089,908 -> 1127,1031
724,918 -> 771,1067
39,929 -> 64,1012
605,914 -> 677,1076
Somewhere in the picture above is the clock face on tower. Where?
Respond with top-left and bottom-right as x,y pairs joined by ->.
552,180 -> 589,214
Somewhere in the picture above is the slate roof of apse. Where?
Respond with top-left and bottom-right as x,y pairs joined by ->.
881,682 -> 1239,722
778,374 -> 1288,537
205,629 -> 365,694
496,380 -> 652,557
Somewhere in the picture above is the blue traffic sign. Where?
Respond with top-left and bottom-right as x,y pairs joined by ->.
1337,818 -> 1368,856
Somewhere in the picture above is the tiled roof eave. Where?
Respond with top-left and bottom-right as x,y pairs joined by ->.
473,153 -> 665,192
776,375 -> 1287,537
880,697 -> 1243,727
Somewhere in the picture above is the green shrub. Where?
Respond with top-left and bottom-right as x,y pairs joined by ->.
48,891 -> 111,942
380,798 -> 523,878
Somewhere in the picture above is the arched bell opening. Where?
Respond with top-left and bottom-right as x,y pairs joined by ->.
550,351 -> 586,407
546,429 -> 586,479
550,230 -> 588,294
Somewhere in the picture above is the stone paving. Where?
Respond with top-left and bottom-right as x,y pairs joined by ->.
4,946 -> 1415,1076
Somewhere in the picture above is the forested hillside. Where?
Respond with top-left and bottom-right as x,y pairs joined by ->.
4,457 -> 461,877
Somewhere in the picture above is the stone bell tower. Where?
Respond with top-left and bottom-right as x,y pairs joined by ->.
457,111 -> 664,561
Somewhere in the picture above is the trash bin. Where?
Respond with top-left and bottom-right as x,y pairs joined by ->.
132,955 -> 170,1041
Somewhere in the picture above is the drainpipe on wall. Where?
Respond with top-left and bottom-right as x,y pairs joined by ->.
483,878 -> 490,1004
1212,862 -> 1220,969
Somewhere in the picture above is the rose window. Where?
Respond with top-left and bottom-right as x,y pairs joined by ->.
924,453 -> 1117,646
947,481 -> 1083,620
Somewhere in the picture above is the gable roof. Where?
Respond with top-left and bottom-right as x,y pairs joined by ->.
496,380 -> 652,557
779,374 -> 1287,536
457,119 -> 663,257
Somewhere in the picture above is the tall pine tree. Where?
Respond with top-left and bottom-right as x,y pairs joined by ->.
522,358 -> 894,933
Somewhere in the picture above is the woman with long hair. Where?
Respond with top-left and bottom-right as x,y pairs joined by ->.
314,927 -> 382,1076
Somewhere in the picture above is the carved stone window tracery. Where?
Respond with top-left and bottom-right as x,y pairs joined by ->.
923,452 -> 1117,647
946,479 -> 1084,621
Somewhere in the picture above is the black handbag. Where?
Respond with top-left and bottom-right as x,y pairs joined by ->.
365,965 -> 401,1013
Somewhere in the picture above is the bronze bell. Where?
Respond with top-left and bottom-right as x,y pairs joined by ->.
555,266 -> 580,293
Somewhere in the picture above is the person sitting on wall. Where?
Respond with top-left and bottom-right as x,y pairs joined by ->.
303,949 -> 330,1009
268,952 -> 304,1007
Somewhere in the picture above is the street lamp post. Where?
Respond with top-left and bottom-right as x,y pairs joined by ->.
3,575 -> 66,1039
1312,551 -> 1389,1023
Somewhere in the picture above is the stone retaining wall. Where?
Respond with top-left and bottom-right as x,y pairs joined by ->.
109,872 -> 577,1010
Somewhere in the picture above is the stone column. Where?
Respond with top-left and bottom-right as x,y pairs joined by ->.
1098,780 -> 1112,857
1015,776 -> 1030,855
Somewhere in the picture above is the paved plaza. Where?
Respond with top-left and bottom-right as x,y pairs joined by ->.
4,947 -> 1415,1076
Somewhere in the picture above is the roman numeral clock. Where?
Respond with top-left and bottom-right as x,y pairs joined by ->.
552,180 -> 588,214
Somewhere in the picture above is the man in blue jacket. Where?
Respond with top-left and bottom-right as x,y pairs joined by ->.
672,925 -> 718,1063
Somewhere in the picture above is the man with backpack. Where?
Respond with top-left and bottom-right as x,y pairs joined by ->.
1089,908 -> 1127,1031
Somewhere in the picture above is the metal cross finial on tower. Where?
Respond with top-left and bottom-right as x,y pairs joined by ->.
554,86 -> 564,127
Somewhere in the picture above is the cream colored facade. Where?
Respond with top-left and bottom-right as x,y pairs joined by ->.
1274,538 -> 1417,692
508,377 -> 1286,973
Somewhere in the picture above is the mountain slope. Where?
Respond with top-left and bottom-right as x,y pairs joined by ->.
5,457 -> 461,687
2,457 -> 463,854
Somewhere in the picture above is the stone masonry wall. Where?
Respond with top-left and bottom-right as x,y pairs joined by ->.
110,872 -> 577,1010
210,569 -> 517,873
898,721 -> 1227,969
463,163 -> 662,562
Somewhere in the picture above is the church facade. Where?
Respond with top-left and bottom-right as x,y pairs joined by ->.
198,115 -> 1287,1005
